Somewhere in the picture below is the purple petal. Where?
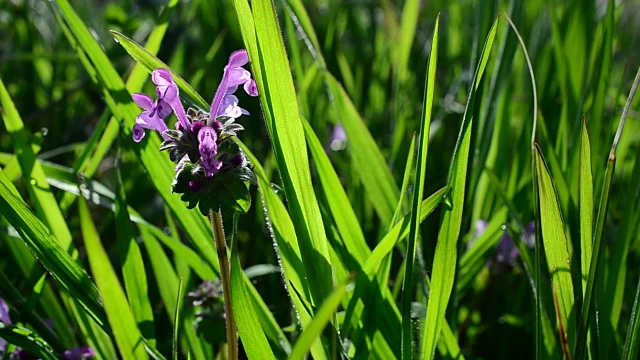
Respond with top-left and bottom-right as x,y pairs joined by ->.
132,93 -> 153,110
136,111 -> 168,134
0,298 -> 10,324
152,69 -> 178,102
244,79 -> 258,96
218,95 -> 247,119
226,50 -> 249,69
198,127 -> 222,177
224,68 -> 252,88
474,220 -> 488,238
132,124 -> 146,142
154,99 -> 173,119
63,346 -> 95,359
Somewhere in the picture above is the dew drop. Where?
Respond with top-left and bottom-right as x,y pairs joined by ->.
30,179 -> 36,185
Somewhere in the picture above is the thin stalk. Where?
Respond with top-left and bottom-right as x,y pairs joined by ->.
575,65 -> 640,359
209,210 -> 237,360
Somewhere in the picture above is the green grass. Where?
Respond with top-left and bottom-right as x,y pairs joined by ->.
1,0 -> 640,359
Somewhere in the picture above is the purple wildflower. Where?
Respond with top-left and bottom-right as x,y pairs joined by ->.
0,298 -> 10,356
494,232 -> 520,267
131,93 -> 171,143
327,123 -> 347,151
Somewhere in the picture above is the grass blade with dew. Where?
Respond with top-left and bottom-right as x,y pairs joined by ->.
422,15 -> 499,360
575,64 -> 640,360
401,14 -> 439,359
236,0 -> 334,309
78,197 -> 150,360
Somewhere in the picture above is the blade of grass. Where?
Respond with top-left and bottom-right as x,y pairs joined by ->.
289,276 -> 355,360
401,14 -> 439,359
622,276 -> 640,360
229,214 -> 277,360
173,278 -> 183,360
114,149 -> 155,346
0,169 -> 106,327
0,323 -> 57,360
78,197 -> 149,360
422,16 -> 499,360
575,64 -> 640,359
534,145 -> 576,358
0,77 -> 73,252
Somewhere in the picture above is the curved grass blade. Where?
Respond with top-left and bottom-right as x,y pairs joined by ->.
78,197 -> 149,360
422,15 -> 500,360
401,14 -> 439,359
578,117 -> 593,298
0,169 -> 106,327
289,276 -> 355,360
534,145 -> 576,357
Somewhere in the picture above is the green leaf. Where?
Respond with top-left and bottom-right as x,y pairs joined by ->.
422,16 -> 500,360
578,117 -> 593,296
79,197 -> 149,360
534,145 -> 576,356
402,14 -> 438,359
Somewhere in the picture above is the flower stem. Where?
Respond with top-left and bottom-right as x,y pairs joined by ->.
209,210 -> 237,360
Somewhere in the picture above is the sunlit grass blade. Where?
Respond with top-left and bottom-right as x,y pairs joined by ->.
289,276 -> 355,360
578,116 -> 593,296
283,1 -> 399,225
534,145 -> 576,357
0,77 -> 73,251
401,14 -> 439,359
230,215 -> 276,360
0,323 -> 57,360
0,169 -> 106,327
78,197 -> 149,360
422,15 -> 499,360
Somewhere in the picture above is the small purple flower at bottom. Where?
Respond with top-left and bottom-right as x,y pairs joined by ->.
198,126 -> 223,178
0,298 -> 10,356
63,347 -> 95,360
